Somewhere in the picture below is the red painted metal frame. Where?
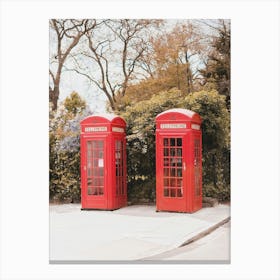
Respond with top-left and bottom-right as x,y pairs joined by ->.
80,115 -> 127,210
155,109 -> 202,213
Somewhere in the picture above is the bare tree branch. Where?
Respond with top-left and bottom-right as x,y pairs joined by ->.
49,19 -> 97,110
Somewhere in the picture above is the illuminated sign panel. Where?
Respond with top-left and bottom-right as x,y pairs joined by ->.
191,124 -> 200,130
160,123 -> 186,129
85,127 -> 107,132
112,127 -> 124,133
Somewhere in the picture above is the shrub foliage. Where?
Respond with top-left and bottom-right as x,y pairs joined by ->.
49,92 -> 91,202
121,89 -> 230,202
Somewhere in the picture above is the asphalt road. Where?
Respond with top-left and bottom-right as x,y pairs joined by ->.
145,221 -> 230,262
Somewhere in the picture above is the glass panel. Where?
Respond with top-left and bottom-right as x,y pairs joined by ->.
170,138 -> 176,146
99,187 -> 104,195
177,158 -> 182,167
87,141 -> 92,150
98,141 -> 103,148
164,158 -> 169,166
177,168 -> 182,177
170,189 -> 176,197
164,138 -> 169,146
176,148 -> 182,157
88,186 -> 94,195
164,148 -> 169,156
177,178 -> 183,188
93,150 -> 99,158
164,188 -> 169,197
164,178 -> 169,187
177,138 -> 182,146
177,188 -> 182,197
99,168 -> 104,176
93,168 -> 99,176
93,178 -> 99,186
164,168 -> 169,176
170,178 -> 176,187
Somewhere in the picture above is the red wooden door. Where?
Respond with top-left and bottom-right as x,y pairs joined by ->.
157,135 -> 187,212
83,137 -> 107,208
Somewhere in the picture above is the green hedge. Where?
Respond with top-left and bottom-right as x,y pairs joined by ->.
121,89 -> 230,202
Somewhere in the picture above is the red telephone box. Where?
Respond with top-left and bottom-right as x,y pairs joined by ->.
155,109 -> 202,213
80,114 -> 127,210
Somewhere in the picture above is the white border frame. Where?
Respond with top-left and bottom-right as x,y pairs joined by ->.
1,0 -> 279,279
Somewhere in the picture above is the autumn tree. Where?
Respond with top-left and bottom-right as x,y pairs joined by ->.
49,19 -> 97,111
115,21 -> 208,110
151,22 -> 206,93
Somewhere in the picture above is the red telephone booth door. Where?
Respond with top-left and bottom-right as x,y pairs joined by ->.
157,135 -> 188,212
83,137 -> 107,209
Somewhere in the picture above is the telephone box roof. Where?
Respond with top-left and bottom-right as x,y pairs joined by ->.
80,114 -> 126,125
156,108 -> 200,122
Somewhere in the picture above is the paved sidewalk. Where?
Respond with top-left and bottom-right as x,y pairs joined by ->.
49,204 -> 230,262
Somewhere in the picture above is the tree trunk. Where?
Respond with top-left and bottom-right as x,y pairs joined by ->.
49,85 -> 59,111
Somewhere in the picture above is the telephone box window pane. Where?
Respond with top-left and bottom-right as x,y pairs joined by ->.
177,188 -> 182,197
170,178 -> 176,187
177,178 -> 183,187
164,148 -> 169,156
93,178 -> 99,185
164,138 -> 169,146
177,168 -> 182,177
177,158 -> 182,167
170,138 -> 176,146
93,150 -> 99,158
164,178 -> 169,187
88,187 -> 94,195
93,168 -> 99,176
164,158 -> 169,166
99,168 -> 104,176
170,189 -> 176,197
87,141 -> 92,150
164,168 -> 169,177
177,138 -> 182,146
164,188 -> 169,197
98,141 -> 103,148
87,149 -> 91,158
177,148 -> 182,157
